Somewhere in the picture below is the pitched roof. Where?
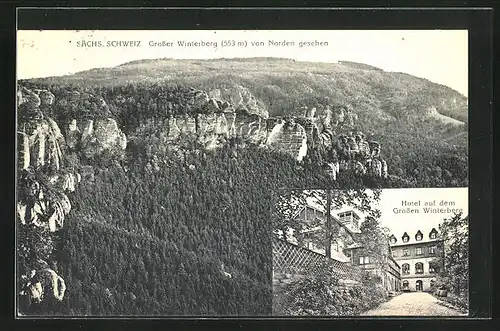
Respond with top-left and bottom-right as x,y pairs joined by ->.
330,250 -> 351,263
389,227 -> 441,246
345,243 -> 363,249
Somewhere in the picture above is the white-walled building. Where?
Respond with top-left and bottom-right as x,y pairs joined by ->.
389,228 -> 443,291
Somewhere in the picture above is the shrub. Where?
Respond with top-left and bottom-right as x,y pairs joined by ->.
277,267 -> 388,316
433,292 -> 468,313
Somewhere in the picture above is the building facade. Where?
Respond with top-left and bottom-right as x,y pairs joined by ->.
289,204 -> 360,262
281,203 -> 401,292
389,228 -> 443,292
344,243 -> 402,292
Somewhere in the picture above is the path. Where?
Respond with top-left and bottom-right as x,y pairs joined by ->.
360,292 -> 466,316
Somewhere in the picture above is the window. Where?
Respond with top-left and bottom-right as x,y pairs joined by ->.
415,231 -> 423,241
359,256 -> 370,264
429,246 -> 436,255
403,248 -> 410,256
403,280 -> 409,289
430,232 -> 436,239
392,250 -> 397,257
390,236 -> 397,244
402,232 -> 409,243
415,247 -> 423,255
429,263 -> 436,273
415,262 -> 424,274
416,235 -> 422,241
402,263 -> 410,274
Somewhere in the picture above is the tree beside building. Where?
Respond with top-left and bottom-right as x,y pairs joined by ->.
344,215 -> 401,292
431,213 -> 468,302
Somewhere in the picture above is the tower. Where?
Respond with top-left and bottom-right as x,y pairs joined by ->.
337,210 -> 361,233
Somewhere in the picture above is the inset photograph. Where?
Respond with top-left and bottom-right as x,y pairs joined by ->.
272,187 -> 468,316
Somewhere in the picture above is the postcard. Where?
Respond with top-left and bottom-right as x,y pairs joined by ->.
16,28 -> 468,317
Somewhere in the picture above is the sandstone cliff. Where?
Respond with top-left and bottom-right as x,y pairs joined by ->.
17,87 -> 127,305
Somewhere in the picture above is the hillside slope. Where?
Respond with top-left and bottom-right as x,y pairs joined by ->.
26,57 -> 468,123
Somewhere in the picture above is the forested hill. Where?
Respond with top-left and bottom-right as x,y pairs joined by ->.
26,57 -> 467,123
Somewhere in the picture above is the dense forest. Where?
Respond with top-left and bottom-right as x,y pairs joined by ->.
17,58 -> 468,316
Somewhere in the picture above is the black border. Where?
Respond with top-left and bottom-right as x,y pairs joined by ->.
15,7 -> 493,30
2,5 -> 495,331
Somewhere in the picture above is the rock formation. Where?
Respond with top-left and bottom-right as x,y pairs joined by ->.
16,86 -> 94,305
124,85 -> 389,176
21,260 -> 66,303
133,103 -> 309,162
208,85 -> 268,118
79,118 -> 128,159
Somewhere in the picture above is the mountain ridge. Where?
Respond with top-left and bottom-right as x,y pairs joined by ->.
22,57 -> 467,124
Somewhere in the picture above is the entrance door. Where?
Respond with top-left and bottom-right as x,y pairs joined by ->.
416,280 -> 423,291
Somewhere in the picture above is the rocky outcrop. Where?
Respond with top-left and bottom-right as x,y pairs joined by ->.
136,111 -> 308,162
17,170 -> 77,233
20,84 -> 384,178
36,89 -> 55,106
20,260 -> 66,303
334,132 -> 388,179
78,118 -> 128,159
17,87 -> 91,305
208,85 -> 268,118
59,121 -> 126,163
18,88 -> 65,173
16,170 -> 73,303
124,86 -> 388,172
18,118 -> 65,172
264,119 -> 308,161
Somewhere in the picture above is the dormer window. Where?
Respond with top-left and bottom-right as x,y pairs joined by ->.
402,232 -> 409,243
429,228 -> 438,239
415,230 -> 423,241
389,235 -> 397,244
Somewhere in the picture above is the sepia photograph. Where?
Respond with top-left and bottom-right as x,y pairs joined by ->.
16,29 -> 468,316
272,187 -> 469,316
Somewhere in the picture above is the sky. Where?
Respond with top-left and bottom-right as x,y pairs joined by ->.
307,187 -> 468,236
17,29 -> 468,97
